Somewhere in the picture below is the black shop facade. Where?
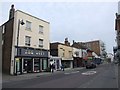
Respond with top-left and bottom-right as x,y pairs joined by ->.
14,46 -> 49,75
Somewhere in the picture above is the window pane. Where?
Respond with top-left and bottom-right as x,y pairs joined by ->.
25,36 -> 31,46
39,39 -> 43,47
26,21 -> 31,30
39,25 -> 43,34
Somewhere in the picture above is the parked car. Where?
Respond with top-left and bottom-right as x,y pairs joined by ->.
113,60 -> 119,64
86,61 -> 96,69
94,58 -> 102,65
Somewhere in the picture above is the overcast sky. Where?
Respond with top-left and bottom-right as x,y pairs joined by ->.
1,1 -> 119,53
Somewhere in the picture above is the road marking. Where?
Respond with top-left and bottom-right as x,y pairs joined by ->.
64,73 -> 70,75
71,71 -> 79,74
81,71 -> 97,75
64,71 -> 79,75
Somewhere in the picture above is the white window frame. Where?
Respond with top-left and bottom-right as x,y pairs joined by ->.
25,36 -> 31,46
39,39 -> 43,48
26,21 -> 31,30
39,25 -> 43,34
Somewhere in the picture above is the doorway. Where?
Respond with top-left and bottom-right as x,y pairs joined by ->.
23,58 -> 33,73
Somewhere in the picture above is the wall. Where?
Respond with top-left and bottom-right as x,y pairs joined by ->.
86,40 -> 101,56
50,43 -> 58,56
58,44 -> 73,60
14,10 -> 50,50
0,26 -> 2,84
2,19 -> 14,74
72,47 -> 82,58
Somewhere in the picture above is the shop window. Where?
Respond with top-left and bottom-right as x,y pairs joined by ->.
42,59 -> 47,70
34,59 -> 40,72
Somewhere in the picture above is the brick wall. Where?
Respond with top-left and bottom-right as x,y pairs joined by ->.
2,18 -> 14,74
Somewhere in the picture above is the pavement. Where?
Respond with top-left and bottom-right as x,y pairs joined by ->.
2,67 -> 84,83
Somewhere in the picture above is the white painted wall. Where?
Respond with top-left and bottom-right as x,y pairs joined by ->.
72,47 -> 82,57
92,52 -> 99,58
14,10 -> 50,50
10,10 -> 50,75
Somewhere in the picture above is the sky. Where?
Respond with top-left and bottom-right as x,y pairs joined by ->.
0,0 -> 119,54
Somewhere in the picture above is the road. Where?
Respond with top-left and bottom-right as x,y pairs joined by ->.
2,63 -> 118,88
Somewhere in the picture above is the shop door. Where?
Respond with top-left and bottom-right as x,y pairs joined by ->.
34,58 -> 40,72
16,58 -> 22,74
23,58 -> 33,73
56,60 -> 60,69
42,58 -> 48,70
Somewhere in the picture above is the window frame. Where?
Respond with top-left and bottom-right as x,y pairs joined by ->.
25,36 -> 31,46
39,25 -> 44,34
26,20 -> 32,30
39,39 -> 43,48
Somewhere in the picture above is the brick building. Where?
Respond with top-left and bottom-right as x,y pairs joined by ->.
72,40 -> 106,57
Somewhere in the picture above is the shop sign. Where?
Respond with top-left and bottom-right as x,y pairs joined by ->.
16,47 -> 48,57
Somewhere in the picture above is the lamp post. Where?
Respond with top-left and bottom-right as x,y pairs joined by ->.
14,19 -> 24,75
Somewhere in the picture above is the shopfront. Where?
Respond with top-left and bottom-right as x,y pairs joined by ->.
61,60 -> 73,68
49,57 -> 62,70
15,47 -> 49,75
73,57 -> 83,68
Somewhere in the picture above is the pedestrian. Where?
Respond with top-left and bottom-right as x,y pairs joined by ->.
51,64 -> 55,73
61,64 -> 64,71
49,64 -> 52,72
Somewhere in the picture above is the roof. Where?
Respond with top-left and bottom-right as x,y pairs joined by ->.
16,10 -> 50,24
0,18 -> 14,27
50,42 -> 72,47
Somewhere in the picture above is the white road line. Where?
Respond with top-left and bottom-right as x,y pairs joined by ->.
81,71 -> 97,75
71,71 -> 79,74
64,73 -> 70,75
64,71 -> 79,75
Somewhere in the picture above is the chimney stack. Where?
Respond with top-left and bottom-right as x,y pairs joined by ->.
9,4 -> 15,20
73,40 -> 75,44
64,38 -> 70,46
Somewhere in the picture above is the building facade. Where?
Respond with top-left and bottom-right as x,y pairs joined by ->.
114,2 -> 120,65
72,47 -> 83,67
85,40 -> 106,57
49,56 -> 62,71
50,42 -> 73,68
2,19 -> 14,74
115,13 -> 120,47
1,5 -> 50,75
0,26 -> 2,75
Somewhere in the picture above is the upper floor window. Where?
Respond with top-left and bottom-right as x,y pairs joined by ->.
39,25 -> 43,34
26,21 -> 31,30
25,36 -> 31,46
74,51 -> 79,57
69,51 -> 72,58
39,39 -> 43,47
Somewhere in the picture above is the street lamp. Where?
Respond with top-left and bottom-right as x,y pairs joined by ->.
14,19 -> 25,75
